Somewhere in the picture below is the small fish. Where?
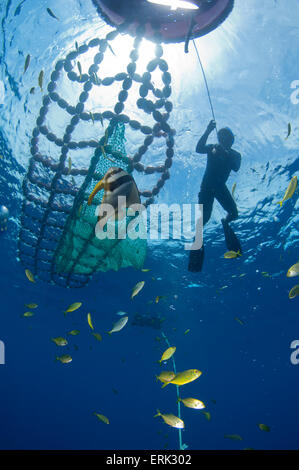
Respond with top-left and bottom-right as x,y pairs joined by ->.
231,182 -> 237,199
289,285 -> 299,299
159,346 -> 176,363
178,397 -> 205,410
94,413 -> 109,424
56,354 -> 72,364
156,371 -> 176,384
38,70 -> 44,91
78,205 -> 83,216
184,329 -> 190,335
108,316 -> 128,334
162,369 -> 202,388
277,176 -> 297,207
287,262 -> 299,278
155,295 -> 166,304
67,157 -> 72,175
261,271 -> 271,278
77,61 -> 82,80
52,337 -> 68,346
131,281 -> 145,299
224,434 -> 243,441
154,410 -> 184,429
155,336 -> 161,342
141,268 -> 150,272
107,43 -> 115,56
220,285 -> 228,290
112,388 -> 118,395
23,54 -> 30,74
92,333 -> 102,341
89,112 -> 95,124
75,41 -> 79,52
25,269 -> 35,283
258,423 -> 270,432
239,273 -> 246,277
224,250 -> 242,259
64,302 -> 82,314
68,330 -> 80,336
46,7 -> 59,21
23,311 -> 34,317
235,317 -> 245,325
30,87 -> 35,94
202,411 -> 211,421
25,303 -> 38,309
117,311 -> 127,316
87,313 -> 94,330
285,122 -> 291,140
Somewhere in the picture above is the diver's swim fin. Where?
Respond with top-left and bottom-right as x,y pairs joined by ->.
188,245 -> 205,272
222,220 -> 242,254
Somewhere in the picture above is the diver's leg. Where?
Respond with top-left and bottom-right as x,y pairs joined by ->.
215,185 -> 238,223
188,189 -> 214,272
215,185 -> 242,253
198,189 -> 214,226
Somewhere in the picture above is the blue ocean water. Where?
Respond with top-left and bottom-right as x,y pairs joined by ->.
0,0 -> 299,450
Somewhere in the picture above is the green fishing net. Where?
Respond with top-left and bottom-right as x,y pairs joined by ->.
54,123 -> 147,275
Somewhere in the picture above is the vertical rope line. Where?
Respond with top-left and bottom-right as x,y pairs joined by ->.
161,331 -> 184,451
192,39 -> 218,139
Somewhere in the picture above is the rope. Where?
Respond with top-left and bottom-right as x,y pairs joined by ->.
161,331 -> 187,451
192,39 -> 218,139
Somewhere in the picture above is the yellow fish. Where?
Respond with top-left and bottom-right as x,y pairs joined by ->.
52,337 -> 68,346
94,413 -> 109,424
25,303 -> 38,309
285,122 -> 291,140
161,369 -> 201,388
56,354 -> 72,364
277,175 -> 297,207
23,312 -> 34,317
131,281 -> 145,299
38,70 -> 44,91
25,269 -> 35,283
154,410 -> 184,429
224,434 -> 243,441
235,317 -> 245,325
288,285 -> 299,299
258,423 -> 270,432
68,330 -> 80,336
159,346 -> 176,363
24,54 -> 30,74
156,371 -> 176,384
184,329 -> 190,335
224,250 -> 241,259
64,302 -> 82,314
231,182 -> 237,199
178,397 -> 205,410
202,411 -> 211,421
108,316 -> 128,334
287,262 -> 299,278
92,333 -> 102,342
141,268 -> 150,272
87,313 -> 94,330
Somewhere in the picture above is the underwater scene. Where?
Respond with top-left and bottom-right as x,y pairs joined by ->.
0,0 -> 299,451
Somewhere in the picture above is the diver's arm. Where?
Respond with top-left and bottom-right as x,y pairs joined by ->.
196,120 -> 216,154
231,150 -> 241,172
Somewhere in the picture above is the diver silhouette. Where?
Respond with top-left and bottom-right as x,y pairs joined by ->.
188,120 -> 242,272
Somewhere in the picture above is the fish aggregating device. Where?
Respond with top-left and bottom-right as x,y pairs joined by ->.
18,0 -> 234,288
